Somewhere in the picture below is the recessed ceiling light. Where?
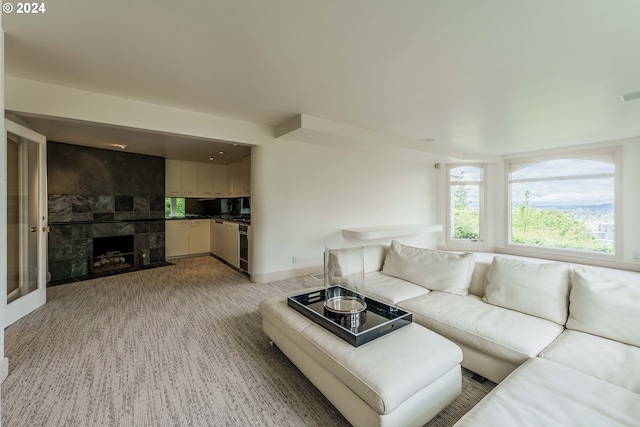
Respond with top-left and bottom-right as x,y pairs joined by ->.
233,144 -> 238,146
621,91 -> 640,102
219,151 -> 225,155
209,157 -> 214,161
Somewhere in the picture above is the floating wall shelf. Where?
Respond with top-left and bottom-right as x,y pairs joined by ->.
342,224 -> 443,240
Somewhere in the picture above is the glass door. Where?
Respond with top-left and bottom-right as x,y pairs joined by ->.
5,120 -> 48,327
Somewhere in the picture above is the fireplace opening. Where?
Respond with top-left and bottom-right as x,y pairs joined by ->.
89,235 -> 137,275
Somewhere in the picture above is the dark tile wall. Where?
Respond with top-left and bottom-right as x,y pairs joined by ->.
47,142 -> 166,281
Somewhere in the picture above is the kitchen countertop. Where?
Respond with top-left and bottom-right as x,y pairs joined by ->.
166,215 -> 251,225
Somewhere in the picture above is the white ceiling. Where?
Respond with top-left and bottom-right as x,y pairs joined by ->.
4,0 -> 640,158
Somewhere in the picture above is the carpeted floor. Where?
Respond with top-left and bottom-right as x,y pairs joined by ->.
2,256 -> 495,426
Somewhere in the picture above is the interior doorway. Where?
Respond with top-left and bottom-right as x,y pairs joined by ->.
5,120 -> 48,327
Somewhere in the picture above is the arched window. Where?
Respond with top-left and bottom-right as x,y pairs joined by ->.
508,151 -> 617,255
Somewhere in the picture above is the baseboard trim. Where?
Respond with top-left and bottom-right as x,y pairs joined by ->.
1,357 -> 8,383
251,265 -> 322,283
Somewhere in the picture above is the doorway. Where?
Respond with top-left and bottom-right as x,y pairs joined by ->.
5,120 -> 48,327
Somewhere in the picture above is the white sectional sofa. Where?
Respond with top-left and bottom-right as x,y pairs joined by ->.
358,241 -> 640,426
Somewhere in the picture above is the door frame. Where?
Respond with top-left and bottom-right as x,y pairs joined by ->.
4,119 -> 48,327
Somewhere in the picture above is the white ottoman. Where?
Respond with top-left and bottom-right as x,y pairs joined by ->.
259,290 -> 463,427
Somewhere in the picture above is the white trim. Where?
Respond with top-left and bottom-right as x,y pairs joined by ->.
494,247 -> 639,273
4,120 -> 48,327
251,264 -> 323,284
510,173 -> 614,184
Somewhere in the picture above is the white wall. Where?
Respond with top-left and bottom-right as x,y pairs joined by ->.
250,138 -> 440,282
4,77 -> 445,284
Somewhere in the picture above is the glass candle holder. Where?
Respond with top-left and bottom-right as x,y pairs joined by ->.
323,245 -> 366,329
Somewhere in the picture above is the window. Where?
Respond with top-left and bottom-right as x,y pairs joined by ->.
508,150 -> 618,255
447,164 -> 484,242
165,197 -> 185,218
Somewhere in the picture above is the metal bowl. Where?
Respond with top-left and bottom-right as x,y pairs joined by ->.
324,296 -> 367,331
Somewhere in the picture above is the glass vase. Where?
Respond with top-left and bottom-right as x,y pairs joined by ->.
323,245 -> 366,329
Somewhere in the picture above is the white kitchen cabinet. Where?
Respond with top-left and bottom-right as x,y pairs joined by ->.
222,221 -> 239,267
212,164 -> 228,197
226,155 -> 251,197
240,155 -> 251,196
197,163 -> 214,197
227,160 -> 241,197
165,220 -> 189,257
165,159 -> 182,196
213,221 -> 224,256
181,161 -> 198,197
188,219 -> 210,254
166,158 -> 248,198
210,220 -> 216,255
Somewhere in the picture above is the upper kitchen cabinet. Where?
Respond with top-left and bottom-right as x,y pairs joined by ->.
227,160 -> 241,196
197,163 -> 214,197
166,155 -> 249,198
212,163 -> 228,198
165,159 -> 182,196
166,160 -> 215,197
241,155 -> 251,196
227,155 -> 251,197
181,161 -> 198,196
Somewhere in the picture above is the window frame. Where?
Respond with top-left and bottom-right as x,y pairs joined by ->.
446,163 -> 486,247
504,146 -> 622,261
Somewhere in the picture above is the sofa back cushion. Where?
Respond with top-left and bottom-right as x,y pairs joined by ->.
363,245 -> 389,273
482,257 -> 570,325
566,267 -> 640,347
381,240 -> 475,295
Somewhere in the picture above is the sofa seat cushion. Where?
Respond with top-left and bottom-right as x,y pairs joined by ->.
363,272 -> 431,305
453,357 -> 640,427
259,293 -> 463,416
541,330 -> 640,394
397,292 -> 564,366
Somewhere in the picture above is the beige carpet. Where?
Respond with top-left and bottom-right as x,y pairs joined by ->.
2,256 -> 494,426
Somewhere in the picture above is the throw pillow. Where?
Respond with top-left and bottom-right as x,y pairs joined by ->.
566,267 -> 640,347
381,240 -> 475,295
482,257 -> 570,325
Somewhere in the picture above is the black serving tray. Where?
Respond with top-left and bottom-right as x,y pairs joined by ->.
287,286 -> 412,347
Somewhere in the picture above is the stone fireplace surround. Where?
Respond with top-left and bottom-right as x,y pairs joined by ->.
47,142 -> 166,284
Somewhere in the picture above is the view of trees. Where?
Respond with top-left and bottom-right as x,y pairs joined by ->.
451,157 -> 615,254
453,183 -> 480,240
511,191 -> 613,253
165,197 -> 186,217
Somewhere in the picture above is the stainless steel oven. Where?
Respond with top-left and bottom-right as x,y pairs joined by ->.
239,225 -> 249,274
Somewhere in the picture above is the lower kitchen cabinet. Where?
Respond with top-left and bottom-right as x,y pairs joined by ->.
188,220 -> 210,254
222,221 -> 240,268
165,220 -> 189,257
211,220 -> 224,256
165,219 -> 210,257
